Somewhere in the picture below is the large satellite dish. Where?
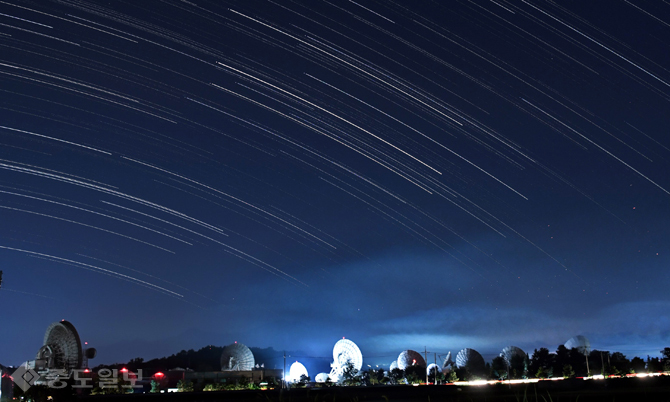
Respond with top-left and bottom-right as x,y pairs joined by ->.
315,372 -> 329,383
397,350 -> 425,370
36,321 -> 83,370
565,335 -> 591,356
288,361 -> 308,382
389,361 -> 398,371
500,346 -> 525,367
455,348 -> 485,373
329,338 -> 363,382
220,342 -> 255,371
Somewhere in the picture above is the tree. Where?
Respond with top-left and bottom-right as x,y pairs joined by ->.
341,361 -> 361,386
177,379 -> 194,392
447,370 -> 459,383
610,352 -> 631,375
427,366 -> 444,384
292,374 -> 310,388
647,356 -> 662,373
529,348 -> 553,378
150,380 -> 160,393
661,348 -> 670,371
404,365 -> 423,384
631,356 -> 646,373
490,356 -> 507,380
509,354 -> 527,379
366,368 -> 384,385
562,364 -> 575,378
389,368 -> 404,385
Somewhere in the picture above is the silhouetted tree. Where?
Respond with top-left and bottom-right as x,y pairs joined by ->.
562,364 -> 575,378
341,361 -> 362,386
491,356 -> 507,380
631,357 -> 646,373
610,352 -> 631,375
404,365 -> 424,384
661,348 -> 670,371
389,368 -> 404,385
530,348 -> 553,378
509,353 -> 527,379
647,356 -> 662,373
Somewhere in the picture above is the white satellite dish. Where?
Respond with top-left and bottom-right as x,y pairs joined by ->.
328,338 -> 363,382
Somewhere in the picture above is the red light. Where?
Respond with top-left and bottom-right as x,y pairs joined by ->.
155,372 -> 164,378
84,369 -> 90,373
120,368 -> 128,372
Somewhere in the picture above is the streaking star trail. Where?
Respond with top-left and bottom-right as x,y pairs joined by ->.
0,0 -> 669,366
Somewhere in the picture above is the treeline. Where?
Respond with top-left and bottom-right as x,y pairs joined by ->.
95,346 -> 286,373
518,346 -> 670,379
313,346 -> 670,386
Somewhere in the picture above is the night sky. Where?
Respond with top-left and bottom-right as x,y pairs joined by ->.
1,0 -> 669,373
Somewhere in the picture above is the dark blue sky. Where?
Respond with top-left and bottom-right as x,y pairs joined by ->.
1,0 -> 669,374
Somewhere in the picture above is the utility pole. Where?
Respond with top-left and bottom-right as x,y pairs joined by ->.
424,347 -> 428,385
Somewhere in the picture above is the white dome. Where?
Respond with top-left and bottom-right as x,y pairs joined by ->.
288,361 -> 308,382
315,372 -> 329,383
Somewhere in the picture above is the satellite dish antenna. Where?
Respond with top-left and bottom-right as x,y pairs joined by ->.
500,346 -> 525,367
328,338 -> 363,382
397,350 -> 425,370
442,351 -> 452,370
220,343 -> 255,371
455,348 -> 486,374
37,321 -> 83,370
565,336 -> 591,356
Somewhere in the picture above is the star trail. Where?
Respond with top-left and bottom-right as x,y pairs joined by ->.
0,0 -> 669,367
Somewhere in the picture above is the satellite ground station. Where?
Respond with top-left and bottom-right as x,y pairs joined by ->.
455,348 -> 486,375
220,342 -> 255,371
565,335 -> 591,356
24,320 -> 96,384
327,338 -> 363,383
397,350 -> 426,370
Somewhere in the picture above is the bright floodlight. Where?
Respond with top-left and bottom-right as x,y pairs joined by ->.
315,373 -> 329,383
220,342 -> 255,371
455,348 -> 486,373
328,338 -> 363,382
500,346 -> 525,367
565,335 -> 591,356
288,361 -> 308,382
397,350 -> 425,370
